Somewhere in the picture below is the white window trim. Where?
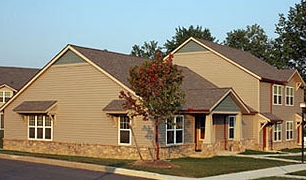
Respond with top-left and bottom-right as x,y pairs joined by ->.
28,115 -> 53,141
166,115 -> 184,146
118,115 -> 132,145
0,112 -> 3,130
228,116 -> 236,140
285,86 -> 294,106
0,91 -> 12,103
286,121 -> 293,140
273,85 -> 283,105
273,123 -> 282,142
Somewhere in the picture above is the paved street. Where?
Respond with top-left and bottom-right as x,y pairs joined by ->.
0,158 -> 151,180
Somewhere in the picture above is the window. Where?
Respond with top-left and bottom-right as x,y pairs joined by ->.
285,87 -> 294,106
273,123 -> 282,142
0,113 -> 3,130
286,121 -> 293,140
28,114 -> 53,140
118,115 -> 131,145
228,116 -> 236,139
0,91 -> 12,103
166,115 -> 184,145
273,85 -> 282,105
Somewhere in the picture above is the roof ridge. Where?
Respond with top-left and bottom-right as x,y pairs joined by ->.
193,38 -> 295,81
196,38 -> 280,70
69,44 -> 148,61
0,66 -> 39,70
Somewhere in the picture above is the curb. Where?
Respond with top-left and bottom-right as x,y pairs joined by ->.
0,154 -> 166,180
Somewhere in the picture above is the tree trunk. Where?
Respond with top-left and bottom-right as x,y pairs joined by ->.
155,122 -> 160,160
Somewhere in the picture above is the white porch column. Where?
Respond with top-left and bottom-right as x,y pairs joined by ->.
204,114 -> 214,144
234,112 -> 242,141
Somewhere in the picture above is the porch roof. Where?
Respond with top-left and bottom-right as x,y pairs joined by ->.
13,101 -> 57,114
103,100 -> 125,111
181,88 -> 231,112
260,112 -> 284,123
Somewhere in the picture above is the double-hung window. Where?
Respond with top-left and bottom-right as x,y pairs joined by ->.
0,91 -> 12,103
273,123 -> 282,142
28,114 -> 53,140
118,115 -> 131,145
228,116 -> 236,139
273,85 -> 282,105
166,115 -> 184,145
285,87 -> 294,106
286,121 -> 293,140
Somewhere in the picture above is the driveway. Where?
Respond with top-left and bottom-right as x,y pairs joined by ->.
0,158 -> 151,180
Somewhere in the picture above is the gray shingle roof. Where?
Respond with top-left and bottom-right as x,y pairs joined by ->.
70,45 -> 250,113
0,66 -> 39,90
103,100 -> 126,111
182,88 -> 231,111
261,112 -> 283,123
13,101 -> 57,112
195,38 -> 295,83
71,45 -> 146,87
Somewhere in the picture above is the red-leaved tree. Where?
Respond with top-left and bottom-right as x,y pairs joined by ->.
119,53 -> 185,160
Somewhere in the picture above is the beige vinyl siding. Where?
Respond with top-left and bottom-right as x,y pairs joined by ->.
271,74 -> 304,128
131,116 -> 154,146
173,52 -> 259,110
259,82 -> 271,113
242,115 -> 256,141
213,114 -> 225,142
184,115 -> 194,144
4,63 -> 153,146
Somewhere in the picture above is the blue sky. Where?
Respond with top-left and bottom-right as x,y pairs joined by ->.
0,0 -> 301,68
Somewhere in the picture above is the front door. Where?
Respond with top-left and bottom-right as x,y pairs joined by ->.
195,115 -> 205,151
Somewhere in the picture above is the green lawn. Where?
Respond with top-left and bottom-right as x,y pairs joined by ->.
255,177 -> 304,180
289,170 -> 306,176
280,148 -> 303,153
0,150 -> 296,178
240,149 -> 283,155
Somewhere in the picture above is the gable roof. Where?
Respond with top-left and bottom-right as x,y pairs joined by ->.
1,44 -> 251,115
171,37 -> 302,84
71,45 -> 146,87
0,66 -> 39,91
102,66 -> 251,114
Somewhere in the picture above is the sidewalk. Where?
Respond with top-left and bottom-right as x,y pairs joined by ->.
1,152 -> 306,180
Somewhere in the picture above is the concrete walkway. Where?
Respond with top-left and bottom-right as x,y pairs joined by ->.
1,152 -> 306,179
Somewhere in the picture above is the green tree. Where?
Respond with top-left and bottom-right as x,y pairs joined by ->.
274,0 -> 306,78
224,24 -> 273,63
164,25 -> 216,54
131,41 -> 163,60
119,54 -> 185,160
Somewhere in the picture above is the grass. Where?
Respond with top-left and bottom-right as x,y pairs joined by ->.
129,156 -> 294,177
280,148 -> 302,153
239,149 -> 282,155
269,155 -> 302,162
255,177 -> 304,180
289,170 -> 306,176
0,149 -> 296,178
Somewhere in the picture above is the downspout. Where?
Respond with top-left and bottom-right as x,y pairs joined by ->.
270,84 -> 273,150
270,84 -> 273,113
